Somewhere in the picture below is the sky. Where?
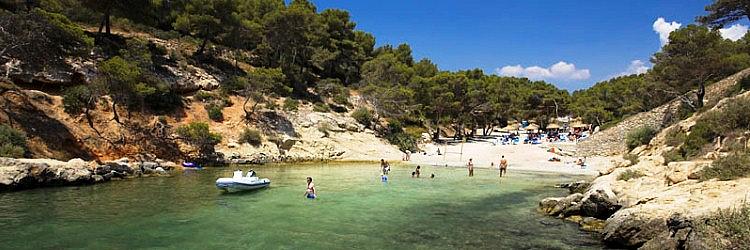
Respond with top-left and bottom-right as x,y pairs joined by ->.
312,0 -> 749,90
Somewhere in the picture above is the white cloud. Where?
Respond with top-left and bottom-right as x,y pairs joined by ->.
653,17 -> 682,46
719,24 -> 749,41
496,61 -> 590,81
617,60 -> 649,77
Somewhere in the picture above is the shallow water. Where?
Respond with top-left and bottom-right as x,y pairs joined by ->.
0,163 -> 602,249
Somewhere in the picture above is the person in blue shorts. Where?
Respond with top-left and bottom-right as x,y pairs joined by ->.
304,177 -> 316,199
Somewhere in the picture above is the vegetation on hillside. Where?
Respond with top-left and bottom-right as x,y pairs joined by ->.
0,124 -> 27,158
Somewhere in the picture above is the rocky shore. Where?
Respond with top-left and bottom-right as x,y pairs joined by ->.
0,157 -> 176,191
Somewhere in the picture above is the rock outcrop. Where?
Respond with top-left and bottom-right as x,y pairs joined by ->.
0,157 -> 175,191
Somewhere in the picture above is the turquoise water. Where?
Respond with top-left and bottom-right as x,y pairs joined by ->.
0,163 -> 602,249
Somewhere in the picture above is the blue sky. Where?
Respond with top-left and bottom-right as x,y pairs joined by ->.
313,0 -> 744,90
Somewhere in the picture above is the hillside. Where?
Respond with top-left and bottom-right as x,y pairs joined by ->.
541,71 -> 750,249
577,67 -> 750,156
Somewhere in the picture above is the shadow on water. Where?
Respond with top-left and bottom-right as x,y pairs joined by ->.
383,189 -> 603,249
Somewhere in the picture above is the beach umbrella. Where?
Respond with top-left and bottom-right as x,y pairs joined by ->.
546,123 -> 561,129
571,122 -> 587,128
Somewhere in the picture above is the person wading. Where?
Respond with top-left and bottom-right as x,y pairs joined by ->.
467,158 -> 474,177
499,155 -> 508,177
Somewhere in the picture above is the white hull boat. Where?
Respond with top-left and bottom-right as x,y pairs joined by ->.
216,170 -> 270,192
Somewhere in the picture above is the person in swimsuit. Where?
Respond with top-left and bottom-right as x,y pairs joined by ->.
499,156 -> 508,177
304,177 -> 316,199
415,166 -> 421,178
380,159 -> 390,175
468,158 -> 474,177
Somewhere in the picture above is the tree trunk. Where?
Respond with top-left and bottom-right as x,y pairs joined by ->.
197,37 -> 209,55
243,95 -> 252,119
112,101 -> 121,124
696,82 -> 706,108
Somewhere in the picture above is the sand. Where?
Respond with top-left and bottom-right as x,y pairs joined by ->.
406,139 -> 611,176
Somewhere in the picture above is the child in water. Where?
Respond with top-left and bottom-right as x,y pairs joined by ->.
381,174 -> 388,182
304,177 -> 316,199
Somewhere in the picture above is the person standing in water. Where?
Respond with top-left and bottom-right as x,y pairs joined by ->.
467,158 -> 474,177
499,155 -> 508,177
415,165 -> 421,178
304,177 -> 316,199
380,159 -> 390,175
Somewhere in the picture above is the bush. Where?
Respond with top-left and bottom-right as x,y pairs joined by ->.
662,148 -> 686,165
238,128 -> 262,146
265,101 -> 279,110
351,108 -> 373,128
696,204 -> 750,249
682,122 -> 716,157
700,153 -> 750,181
283,98 -> 299,111
384,121 -> 418,152
206,104 -> 223,121
623,154 -> 640,167
313,102 -> 330,112
194,91 -> 217,102
617,169 -> 645,181
176,122 -> 222,158
0,124 -> 27,158
626,126 -> 657,150
664,127 -> 687,147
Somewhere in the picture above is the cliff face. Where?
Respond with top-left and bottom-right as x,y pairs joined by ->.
0,29 -> 403,164
542,77 -> 750,249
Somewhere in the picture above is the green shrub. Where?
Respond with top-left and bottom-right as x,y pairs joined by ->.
626,126 -> 657,150
682,122 -> 716,157
664,127 -> 687,147
206,104 -> 223,121
617,169 -> 645,181
384,121 -> 418,152
700,153 -> 750,181
696,204 -> 750,249
351,108 -> 373,128
313,102 -> 330,112
0,124 -> 27,158
265,101 -> 279,110
238,128 -> 262,146
194,91 -> 217,102
623,154 -> 640,167
662,148 -> 686,165
176,122 -> 222,158
283,98 -> 299,111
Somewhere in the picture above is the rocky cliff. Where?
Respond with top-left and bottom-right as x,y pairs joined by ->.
542,80 -> 750,249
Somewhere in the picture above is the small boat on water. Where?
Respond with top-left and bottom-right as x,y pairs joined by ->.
216,170 -> 270,192
182,162 -> 203,169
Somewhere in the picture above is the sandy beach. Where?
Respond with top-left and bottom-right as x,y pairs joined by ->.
407,138 -> 611,176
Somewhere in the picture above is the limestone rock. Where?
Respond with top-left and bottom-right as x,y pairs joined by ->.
581,189 -> 621,219
666,161 -> 709,185
603,210 -> 668,248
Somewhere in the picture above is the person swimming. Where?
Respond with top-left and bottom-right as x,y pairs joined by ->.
411,171 -> 416,178
430,173 -> 435,178
304,177 -> 316,199
381,174 -> 388,182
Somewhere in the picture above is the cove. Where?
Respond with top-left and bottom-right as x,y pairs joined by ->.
0,163 -> 602,249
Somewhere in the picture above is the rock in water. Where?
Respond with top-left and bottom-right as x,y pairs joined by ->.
580,189 -> 621,219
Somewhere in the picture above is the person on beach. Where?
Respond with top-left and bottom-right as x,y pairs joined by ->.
380,159 -> 390,175
499,156 -> 508,177
467,158 -> 474,177
415,165 -> 421,178
304,177 -> 316,199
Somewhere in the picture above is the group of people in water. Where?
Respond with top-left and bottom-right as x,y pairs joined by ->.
304,156 -> 511,200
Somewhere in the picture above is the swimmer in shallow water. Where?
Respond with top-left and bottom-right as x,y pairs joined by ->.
304,177 -> 316,199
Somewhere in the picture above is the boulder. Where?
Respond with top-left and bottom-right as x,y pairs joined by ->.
666,161 -> 709,185
539,193 -> 583,216
603,210 -> 668,248
580,189 -> 621,219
